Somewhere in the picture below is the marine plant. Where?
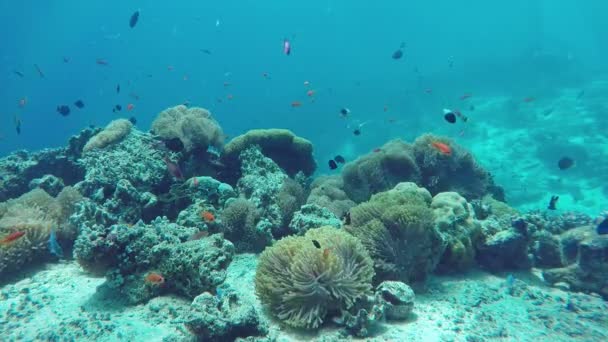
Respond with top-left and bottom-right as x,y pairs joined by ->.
345,182 -> 445,283
151,105 -> 224,152
255,226 -> 374,329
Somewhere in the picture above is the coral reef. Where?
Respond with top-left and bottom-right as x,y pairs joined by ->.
376,280 -> 415,320
151,105 -> 224,152
412,134 -> 499,200
345,182 -> 444,283
221,129 -> 316,181
221,198 -> 268,252
432,192 -> 482,272
82,119 -> 133,153
255,226 -> 374,329
288,204 -> 342,235
306,175 -> 356,218
74,217 -> 234,304
341,139 -> 420,203
28,174 -> 65,197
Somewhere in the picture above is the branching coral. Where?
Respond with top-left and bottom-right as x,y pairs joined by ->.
83,119 -> 133,153
151,105 -> 224,152
345,182 -> 444,283
255,226 -> 374,329
341,139 -> 420,203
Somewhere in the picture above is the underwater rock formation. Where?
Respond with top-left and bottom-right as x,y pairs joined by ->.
542,226 -> 608,299
220,197 -> 268,253
306,175 -> 356,218
185,291 -> 268,342
341,139 -> 420,203
74,217 -> 234,304
432,192 -> 482,272
28,174 -> 65,197
345,182 -> 445,283
376,280 -> 415,320
288,204 -> 342,235
255,226 -> 374,329
151,105 -> 224,153
221,128 -> 316,183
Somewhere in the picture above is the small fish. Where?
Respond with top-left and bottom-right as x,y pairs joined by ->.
129,92 -> 140,100
306,90 -> 315,97
0,231 -> 26,245
323,248 -> 330,259
431,141 -> 451,155
200,211 -> 215,222
200,49 -> 212,54
144,272 -> 165,285
113,104 -> 123,113
48,228 -> 63,258
339,107 -> 350,118
460,93 -> 472,100
291,101 -> 302,107
34,64 -> 45,78
597,217 -> 608,235
129,10 -> 140,28
557,157 -> 574,170
13,70 -> 24,78
523,97 -> 535,103
116,84 -> 121,93
164,157 -> 184,180
262,72 -> 270,78
425,88 -> 433,94
353,128 -> 361,136
303,80 -> 310,86
373,148 -> 381,153
14,115 -> 21,135
223,82 -> 231,87
56,105 -> 71,116
455,111 -> 468,122
127,103 -> 135,111
547,195 -> 559,210
62,56 -> 70,63
283,39 -> 291,55
191,177 -> 199,187
312,240 -> 321,249
392,42 -> 405,60
19,97 -> 27,108
334,155 -> 345,164
342,211 -> 351,225
443,109 -> 456,123
226,94 -> 234,100
96,58 -> 109,66
542,108 -> 554,116
74,100 -> 85,109
188,230 -> 209,241
128,116 -> 137,125
328,159 -> 338,170
469,105 -> 475,111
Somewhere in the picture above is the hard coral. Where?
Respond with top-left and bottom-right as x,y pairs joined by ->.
346,182 -> 444,283
341,139 -> 420,203
83,119 -> 133,153
306,175 -> 356,218
255,226 -> 374,329
152,105 -> 224,152
221,129 -> 316,182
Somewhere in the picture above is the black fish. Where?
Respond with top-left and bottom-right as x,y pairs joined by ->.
334,155 -> 345,164
128,116 -> 137,125
557,157 -> 574,170
328,160 -> 338,170
57,105 -> 70,116
597,217 -> 608,235
34,64 -> 45,78
340,108 -> 350,117
444,112 -> 456,123
353,128 -> 361,136
391,42 -> 405,60
117,84 -> 121,93
200,49 -> 212,54
312,240 -> 321,249
13,71 -> 24,78
14,116 -> 21,135
342,211 -> 351,225
129,10 -> 140,28
547,195 -> 559,210
63,56 -> 70,63
112,104 -> 122,113
74,100 -> 85,109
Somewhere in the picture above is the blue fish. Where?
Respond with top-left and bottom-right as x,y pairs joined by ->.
48,228 -> 63,258
597,218 -> 608,235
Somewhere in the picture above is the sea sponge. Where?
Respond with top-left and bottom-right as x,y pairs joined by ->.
221,129 -> 316,181
83,119 -> 132,153
431,192 -> 482,272
341,139 -> 420,203
255,226 -> 374,329
412,134 -> 496,200
152,105 -> 224,152
346,182 -> 445,283
306,175 -> 356,218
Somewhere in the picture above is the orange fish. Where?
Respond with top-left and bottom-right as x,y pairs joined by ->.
322,248 -> 331,259
306,90 -> 315,97
523,97 -> 535,103
127,103 -> 135,111
291,101 -> 302,107
201,211 -> 215,222
144,272 -> 165,285
0,231 -> 26,245
431,142 -> 452,155
19,97 -> 27,108
192,177 -> 199,187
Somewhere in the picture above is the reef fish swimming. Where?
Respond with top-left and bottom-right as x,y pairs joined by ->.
431,141 -> 452,155
0,231 -> 26,245
129,10 -> 140,28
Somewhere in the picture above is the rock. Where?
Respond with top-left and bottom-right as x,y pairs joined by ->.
476,229 -> 531,270
376,281 -> 415,320
28,175 -> 65,197
288,204 -> 342,234
531,230 -> 563,268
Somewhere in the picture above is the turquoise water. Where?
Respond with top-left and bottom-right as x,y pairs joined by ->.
1,2 -> 608,340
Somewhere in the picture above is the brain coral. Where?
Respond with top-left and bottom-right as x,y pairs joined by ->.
341,139 -> 420,203
221,129 -> 316,181
152,105 -> 224,152
255,226 -> 374,329
83,119 -> 133,153
412,134 -> 497,200
345,182 -> 445,283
